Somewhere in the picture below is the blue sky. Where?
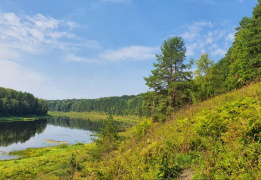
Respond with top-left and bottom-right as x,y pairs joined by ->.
0,0 -> 257,100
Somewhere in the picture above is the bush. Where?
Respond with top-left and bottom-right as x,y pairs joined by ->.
94,115 -> 120,155
133,118 -> 153,139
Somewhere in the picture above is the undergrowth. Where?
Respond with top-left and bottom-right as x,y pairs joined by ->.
89,82 -> 261,179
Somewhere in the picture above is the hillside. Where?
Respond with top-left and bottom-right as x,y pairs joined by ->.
0,82 -> 260,179
86,82 -> 261,179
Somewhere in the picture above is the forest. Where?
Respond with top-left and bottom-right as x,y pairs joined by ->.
47,95 -> 143,116
0,87 -> 48,117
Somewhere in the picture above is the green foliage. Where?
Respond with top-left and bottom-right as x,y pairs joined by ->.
133,118 -> 153,139
157,152 -> 183,179
89,83 -> 261,180
144,36 -> 189,92
143,36 -> 193,121
194,53 -> 214,78
0,87 -> 48,117
191,1 -> 261,102
59,153 -> 85,179
48,95 -> 143,116
141,92 -> 172,122
94,115 -> 120,155
0,143 -> 96,179
234,16 -> 251,31
191,53 -> 215,102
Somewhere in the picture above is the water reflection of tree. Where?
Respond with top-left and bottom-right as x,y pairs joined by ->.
47,117 -> 104,132
47,117 -> 135,132
0,119 -> 47,147
0,117 -> 136,148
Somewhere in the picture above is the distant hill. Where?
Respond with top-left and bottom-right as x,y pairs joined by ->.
47,95 -> 143,116
0,87 -> 48,117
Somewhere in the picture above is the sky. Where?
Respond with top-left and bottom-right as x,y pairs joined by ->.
0,0 -> 258,100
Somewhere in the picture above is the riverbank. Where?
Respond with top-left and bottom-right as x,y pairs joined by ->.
48,111 -> 141,122
0,143 -> 98,179
0,111 -> 140,123
0,115 -> 52,122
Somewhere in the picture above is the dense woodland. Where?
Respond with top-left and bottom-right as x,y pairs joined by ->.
47,95 -> 143,116
0,87 -> 48,117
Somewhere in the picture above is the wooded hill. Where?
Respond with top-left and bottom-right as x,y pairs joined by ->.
47,95 -> 143,116
0,87 -> 48,117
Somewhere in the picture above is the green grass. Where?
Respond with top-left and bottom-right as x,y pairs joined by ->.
85,82 -> 261,179
0,143 -> 99,179
48,111 -> 141,123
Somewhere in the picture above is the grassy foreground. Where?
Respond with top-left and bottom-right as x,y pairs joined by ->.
0,143 -> 99,179
0,83 -> 260,179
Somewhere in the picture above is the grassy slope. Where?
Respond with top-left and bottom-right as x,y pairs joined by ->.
90,82 -> 261,179
0,83 -> 260,179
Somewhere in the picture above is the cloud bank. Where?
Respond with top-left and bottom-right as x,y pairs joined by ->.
180,21 -> 235,59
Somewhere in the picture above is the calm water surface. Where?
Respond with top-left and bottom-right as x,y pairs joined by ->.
0,117 -> 104,160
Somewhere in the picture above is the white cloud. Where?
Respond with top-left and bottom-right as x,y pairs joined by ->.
186,43 -> 198,56
0,44 -> 20,60
0,11 -> 102,99
225,33 -> 235,43
210,43 -> 218,49
66,53 -> 98,63
205,32 -> 214,44
211,48 -> 227,56
0,11 -> 99,56
182,21 -> 212,41
101,46 -> 156,62
214,30 -> 226,40
182,32 -> 196,40
66,45 -> 157,63
180,21 -> 235,58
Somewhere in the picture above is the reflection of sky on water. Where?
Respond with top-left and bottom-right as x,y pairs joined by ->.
0,121 -> 95,160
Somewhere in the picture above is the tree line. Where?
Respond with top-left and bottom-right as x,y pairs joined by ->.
47,95 -> 143,116
0,87 -> 48,117
142,1 -> 261,121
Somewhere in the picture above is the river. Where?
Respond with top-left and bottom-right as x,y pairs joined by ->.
0,117 -> 107,160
